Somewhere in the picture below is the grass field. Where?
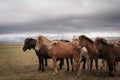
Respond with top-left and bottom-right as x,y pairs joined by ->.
0,43 -> 120,80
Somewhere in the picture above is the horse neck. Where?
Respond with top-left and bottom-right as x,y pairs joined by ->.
84,40 -> 94,52
32,45 -> 37,52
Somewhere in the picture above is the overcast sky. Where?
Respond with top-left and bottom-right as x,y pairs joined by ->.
0,0 -> 120,35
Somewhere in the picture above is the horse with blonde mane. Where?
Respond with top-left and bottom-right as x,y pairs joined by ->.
72,36 -> 90,70
35,35 -> 81,75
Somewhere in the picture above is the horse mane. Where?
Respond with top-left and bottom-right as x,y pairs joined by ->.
72,36 -> 79,41
37,35 -> 50,42
95,37 -> 108,46
79,35 -> 94,44
60,39 -> 70,42
37,35 -> 57,46
25,38 -> 35,43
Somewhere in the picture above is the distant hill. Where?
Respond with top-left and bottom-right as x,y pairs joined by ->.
0,33 -> 120,43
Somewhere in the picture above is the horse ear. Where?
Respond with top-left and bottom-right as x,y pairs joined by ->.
36,35 -> 41,40
29,38 -> 33,41
102,38 -> 107,43
36,36 -> 39,39
53,41 -> 58,45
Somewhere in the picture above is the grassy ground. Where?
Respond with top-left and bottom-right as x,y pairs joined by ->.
0,43 -> 120,80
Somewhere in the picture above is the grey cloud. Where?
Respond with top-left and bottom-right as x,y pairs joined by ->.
0,0 -> 120,34
1,15 -> 120,34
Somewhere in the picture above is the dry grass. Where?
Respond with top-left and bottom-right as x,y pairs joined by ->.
0,43 -> 120,80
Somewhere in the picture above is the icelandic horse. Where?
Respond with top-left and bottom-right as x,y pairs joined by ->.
72,35 -> 90,70
95,37 -> 120,77
35,35 -> 81,75
78,35 -> 99,72
23,38 -> 64,71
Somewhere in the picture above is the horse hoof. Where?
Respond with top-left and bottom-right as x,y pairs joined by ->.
38,68 -> 41,70
53,72 -> 56,75
42,69 -> 44,72
96,73 -> 99,76
109,73 -> 115,77
76,73 -> 80,76
67,69 -> 69,72
71,69 -> 74,72
45,64 -> 48,67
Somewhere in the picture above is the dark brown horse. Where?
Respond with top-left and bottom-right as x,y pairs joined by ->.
78,35 -> 99,71
95,37 -> 120,77
35,35 -> 81,75
23,38 -> 64,71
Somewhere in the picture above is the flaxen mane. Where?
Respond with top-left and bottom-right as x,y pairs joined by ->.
37,35 -> 58,46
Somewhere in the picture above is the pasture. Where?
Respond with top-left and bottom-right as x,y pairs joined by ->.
0,43 -> 120,80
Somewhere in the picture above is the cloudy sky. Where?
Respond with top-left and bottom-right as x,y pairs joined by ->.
0,0 -> 120,42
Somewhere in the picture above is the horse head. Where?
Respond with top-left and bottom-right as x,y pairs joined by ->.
78,35 -> 94,49
95,37 -> 109,54
23,38 -> 36,51
35,35 -> 57,51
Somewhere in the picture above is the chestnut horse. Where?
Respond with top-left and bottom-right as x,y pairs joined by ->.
23,38 -> 64,71
95,37 -> 120,77
78,35 -> 100,71
35,35 -> 81,75
72,36 -> 90,70
54,39 -> 74,71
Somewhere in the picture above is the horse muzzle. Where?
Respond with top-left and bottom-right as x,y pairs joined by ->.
23,46 -> 27,51
35,47 -> 39,51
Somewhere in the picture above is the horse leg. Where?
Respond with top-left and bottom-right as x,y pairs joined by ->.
95,58 -> 98,72
52,57 -> 57,75
70,57 -> 74,72
59,58 -> 64,69
82,56 -> 86,70
41,57 -> 44,72
73,55 -> 80,76
75,58 -> 80,76
83,60 -> 86,70
101,59 -> 105,70
87,57 -> 90,70
66,58 -> 69,71
38,56 -> 41,70
45,58 -> 48,67
107,61 -> 114,77
114,62 -> 116,72
90,58 -> 93,71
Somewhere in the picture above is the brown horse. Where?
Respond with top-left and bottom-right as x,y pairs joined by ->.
72,36 -> 90,70
95,37 -> 120,77
113,39 -> 120,65
23,38 -> 64,71
54,39 -> 74,71
35,35 -> 81,75
78,35 -> 99,71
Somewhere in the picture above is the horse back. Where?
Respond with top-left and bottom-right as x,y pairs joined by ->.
48,42 -> 79,58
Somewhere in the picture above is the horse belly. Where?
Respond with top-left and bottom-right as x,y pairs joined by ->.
55,48 -> 72,57
49,44 -> 74,58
